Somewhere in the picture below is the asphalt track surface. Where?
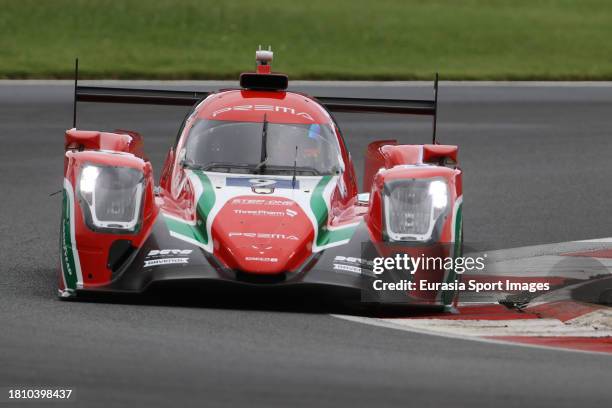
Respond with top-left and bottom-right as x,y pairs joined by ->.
1,82 -> 611,407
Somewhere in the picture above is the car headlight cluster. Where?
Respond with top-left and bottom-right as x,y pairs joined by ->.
78,164 -> 144,233
383,178 -> 449,242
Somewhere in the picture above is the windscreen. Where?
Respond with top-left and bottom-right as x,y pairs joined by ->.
183,119 -> 341,175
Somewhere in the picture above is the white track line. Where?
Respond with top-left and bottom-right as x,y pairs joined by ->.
331,238 -> 612,355
332,314 -> 612,356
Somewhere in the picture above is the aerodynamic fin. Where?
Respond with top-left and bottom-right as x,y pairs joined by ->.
71,58 -> 439,141
76,86 -> 210,106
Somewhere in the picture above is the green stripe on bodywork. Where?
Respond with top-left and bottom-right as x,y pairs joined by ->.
60,188 -> 78,290
164,216 -> 208,243
311,176 -> 332,232
310,175 -> 358,247
193,171 -> 215,237
163,171 -> 215,246
442,202 -> 462,306
322,226 -> 358,245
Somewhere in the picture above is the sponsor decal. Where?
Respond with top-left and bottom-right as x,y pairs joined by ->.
234,209 -> 285,217
144,249 -> 193,268
249,179 -> 277,187
229,232 -> 299,240
211,105 -> 314,122
245,256 -> 279,263
332,255 -> 375,275
232,208 -> 299,218
333,264 -> 362,274
231,198 -> 295,206
144,258 -> 189,267
334,255 -> 374,267
147,249 -> 193,256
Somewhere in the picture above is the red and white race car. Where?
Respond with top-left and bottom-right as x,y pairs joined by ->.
59,49 -> 463,309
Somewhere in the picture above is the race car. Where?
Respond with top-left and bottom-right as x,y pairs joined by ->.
59,49 -> 463,309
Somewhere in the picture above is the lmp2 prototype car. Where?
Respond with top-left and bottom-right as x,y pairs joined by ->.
59,49 -> 463,308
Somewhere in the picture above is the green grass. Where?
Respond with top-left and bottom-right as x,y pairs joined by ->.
1,0 -> 612,80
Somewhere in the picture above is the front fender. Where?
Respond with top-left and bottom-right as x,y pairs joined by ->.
59,148 -> 158,294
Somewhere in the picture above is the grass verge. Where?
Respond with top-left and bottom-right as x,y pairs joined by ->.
1,0 -> 612,80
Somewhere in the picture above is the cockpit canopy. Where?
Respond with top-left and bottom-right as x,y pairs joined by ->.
183,119 -> 342,175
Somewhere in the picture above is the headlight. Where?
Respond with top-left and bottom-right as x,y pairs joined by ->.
77,164 -> 144,233
383,178 -> 449,242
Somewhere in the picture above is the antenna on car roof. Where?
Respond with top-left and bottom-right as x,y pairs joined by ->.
72,58 -> 79,129
292,146 -> 298,189
432,72 -> 439,144
255,45 -> 273,74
